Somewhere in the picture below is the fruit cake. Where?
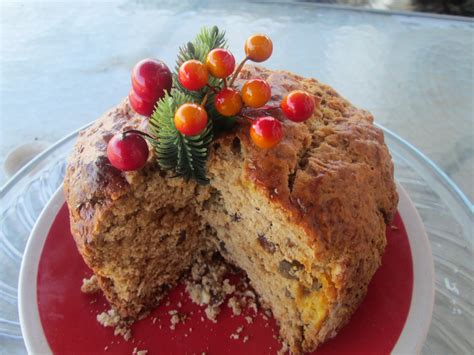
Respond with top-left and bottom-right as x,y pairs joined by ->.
64,29 -> 398,353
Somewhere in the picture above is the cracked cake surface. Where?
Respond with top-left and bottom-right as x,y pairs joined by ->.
64,65 -> 398,353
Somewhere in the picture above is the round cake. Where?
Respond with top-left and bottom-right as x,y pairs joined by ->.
64,64 -> 398,353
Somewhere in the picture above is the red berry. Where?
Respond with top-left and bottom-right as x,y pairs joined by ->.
206,48 -> 235,79
250,116 -> 283,149
174,103 -> 208,136
128,90 -> 156,116
245,34 -> 273,62
241,79 -> 271,108
107,132 -> 149,171
214,88 -> 243,117
281,90 -> 315,122
178,60 -> 209,91
131,58 -> 172,102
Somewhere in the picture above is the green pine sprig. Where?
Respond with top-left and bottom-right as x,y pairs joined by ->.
173,26 -> 227,100
175,26 -> 236,130
176,26 -> 227,67
148,89 -> 213,184
147,26 -> 235,184
173,26 -> 227,99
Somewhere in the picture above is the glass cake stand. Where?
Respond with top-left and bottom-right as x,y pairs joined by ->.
0,123 -> 472,354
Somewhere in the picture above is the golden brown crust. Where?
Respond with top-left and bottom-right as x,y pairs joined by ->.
64,101 -> 138,213
231,66 -> 397,257
64,65 -> 398,352
230,67 -> 397,350
65,102 -> 133,266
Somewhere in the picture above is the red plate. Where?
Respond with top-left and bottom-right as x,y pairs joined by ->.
35,204 -> 412,354
21,185 -> 434,354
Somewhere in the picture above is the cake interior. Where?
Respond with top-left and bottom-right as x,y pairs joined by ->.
90,166 -> 211,318
89,136 -> 336,352
203,137 -> 335,351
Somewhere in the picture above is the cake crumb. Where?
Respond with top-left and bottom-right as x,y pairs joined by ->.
137,311 -> 150,321
230,325 -> 244,340
97,309 -> 132,341
227,296 -> 243,316
243,335 -> 249,343
223,278 -> 236,294
97,309 -> 120,327
169,310 -> 187,329
243,290 -> 256,299
116,327 -> 132,341
132,348 -> 148,355
204,305 -> 220,323
245,316 -> 253,324
277,341 -> 289,355
185,249 -> 262,325
81,275 -> 100,294
185,251 -> 231,322
390,224 -> 399,230
248,299 -> 258,314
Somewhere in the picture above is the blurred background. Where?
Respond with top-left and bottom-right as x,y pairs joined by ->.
305,0 -> 474,16
0,0 -> 473,202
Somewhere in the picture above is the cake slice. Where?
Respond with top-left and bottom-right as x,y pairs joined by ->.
64,65 -> 398,353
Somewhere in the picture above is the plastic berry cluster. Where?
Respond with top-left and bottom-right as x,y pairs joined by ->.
174,34 -> 316,148
108,33 -> 317,172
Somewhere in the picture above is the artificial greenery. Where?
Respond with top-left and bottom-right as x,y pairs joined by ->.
173,26 -> 227,100
176,26 -> 227,68
148,89 -> 213,184
148,26 -> 230,184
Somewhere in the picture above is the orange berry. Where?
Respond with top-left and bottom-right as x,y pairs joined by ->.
281,90 -> 315,122
178,60 -> 208,91
250,116 -> 283,149
245,34 -> 273,62
214,88 -> 243,117
241,79 -> 271,108
174,103 -> 208,136
206,48 -> 235,79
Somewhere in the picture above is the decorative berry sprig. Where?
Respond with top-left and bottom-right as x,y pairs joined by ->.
107,26 -> 319,184
107,131 -> 150,171
129,58 -> 172,116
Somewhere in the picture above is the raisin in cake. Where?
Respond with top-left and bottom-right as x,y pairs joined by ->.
64,65 -> 398,353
